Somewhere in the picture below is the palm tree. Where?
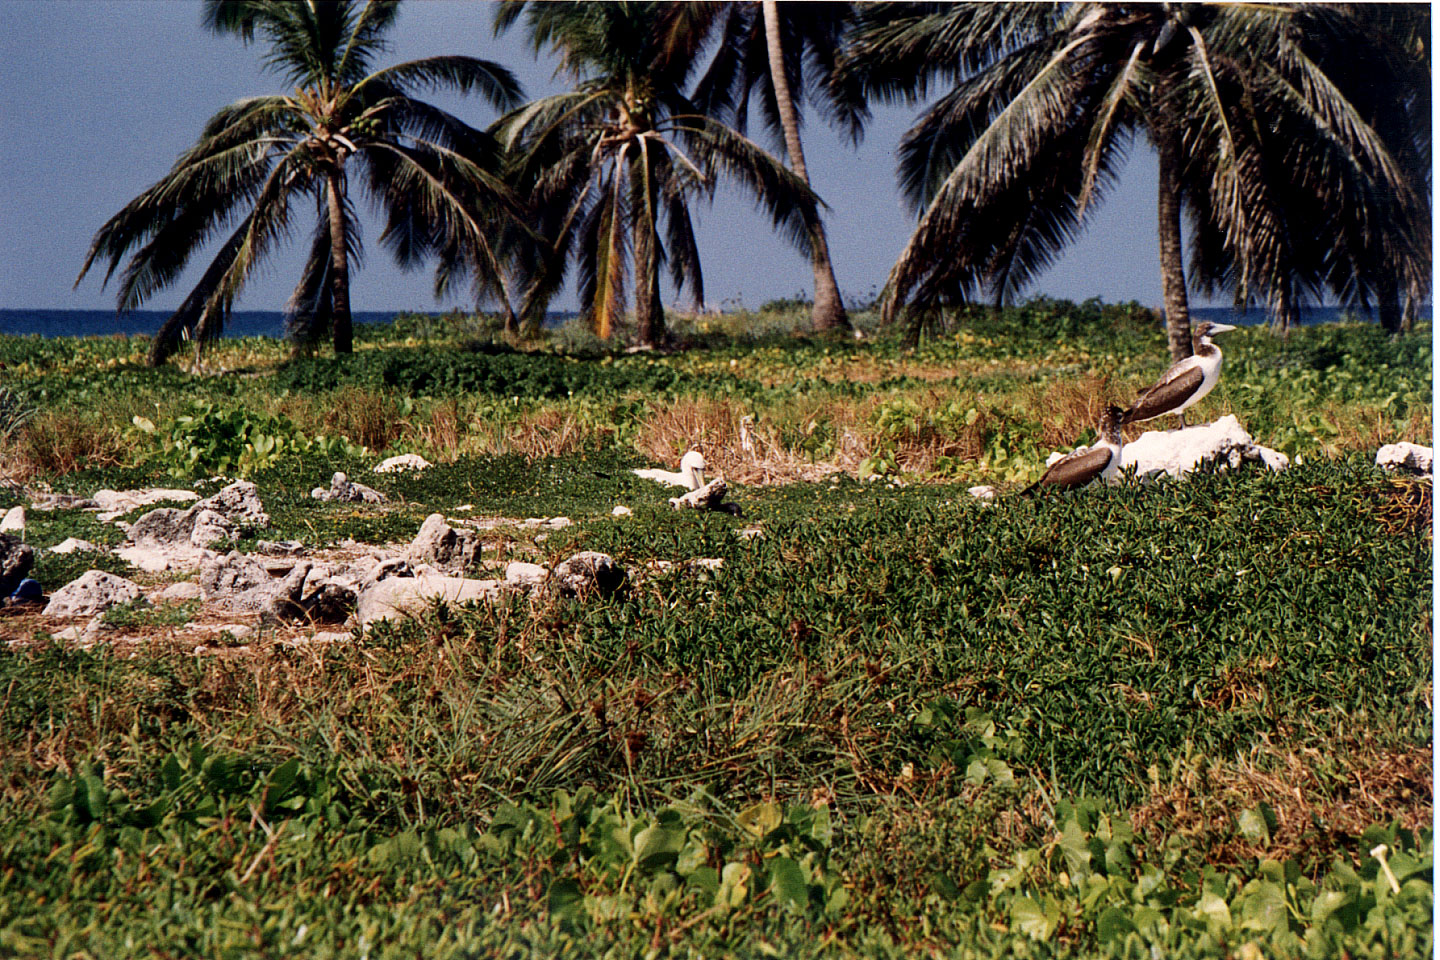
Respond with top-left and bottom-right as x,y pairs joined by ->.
839,3 -> 1428,358
77,0 -> 525,365
493,1 -> 820,348
689,1 -> 861,334
1182,4 -> 1430,335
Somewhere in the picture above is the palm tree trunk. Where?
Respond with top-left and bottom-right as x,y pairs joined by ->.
1153,102 -> 1192,361
761,0 -> 851,335
325,168 -> 353,355
1269,277 -> 1296,338
1377,276 -> 1402,334
634,207 -> 665,349
1402,288 -> 1418,333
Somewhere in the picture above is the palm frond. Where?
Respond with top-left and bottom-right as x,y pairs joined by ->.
356,56 -> 524,111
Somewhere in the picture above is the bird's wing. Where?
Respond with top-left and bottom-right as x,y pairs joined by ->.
632,468 -> 689,487
1124,364 -> 1204,422
1026,447 -> 1114,494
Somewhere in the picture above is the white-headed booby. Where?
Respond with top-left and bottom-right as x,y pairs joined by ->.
1122,321 -> 1235,429
633,450 -> 706,491
1022,405 -> 1126,496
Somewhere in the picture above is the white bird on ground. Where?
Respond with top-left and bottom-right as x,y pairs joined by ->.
633,450 -> 707,490
1122,321 -> 1236,429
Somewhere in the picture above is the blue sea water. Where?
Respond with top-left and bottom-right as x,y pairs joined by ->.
0,309 -> 576,339
1189,304 -> 1431,327
0,304 -> 1427,339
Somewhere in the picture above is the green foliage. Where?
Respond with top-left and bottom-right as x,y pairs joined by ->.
0,300 -> 1430,956
131,402 -> 366,479
99,599 -> 198,629
269,348 -> 698,399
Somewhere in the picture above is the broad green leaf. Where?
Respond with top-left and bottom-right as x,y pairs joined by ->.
1238,807 -> 1271,843
769,857 -> 808,909
1096,905 -> 1136,943
547,878 -> 585,929
737,802 -> 783,838
1238,880 -> 1288,933
633,825 -> 685,870
1059,819 -> 1093,878
1195,889 -> 1232,930
1011,896 -> 1058,940
160,754 -> 182,791
261,758 -> 301,813
930,871 -> 961,901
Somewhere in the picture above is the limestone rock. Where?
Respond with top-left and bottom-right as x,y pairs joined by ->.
0,506 -> 24,534
611,505 -> 633,517
128,480 -> 268,551
188,508 -> 235,548
0,534 -> 35,598
409,514 -> 481,572
311,472 -> 386,504
358,575 -> 504,626
200,551 -> 271,599
1375,442 -> 1432,475
93,488 -> 199,521
374,454 -> 432,474
50,538 -> 98,554
127,507 -> 194,544
29,492 -> 97,511
670,478 -> 729,511
968,485 -> 997,501
43,571 -> 143,618
157,581 -> 203,602
551,551 -> 625,598
504,562 -> 549,589
1119,416 -> 1288,481
115,542 -> 217,574
197,481 -> 269,529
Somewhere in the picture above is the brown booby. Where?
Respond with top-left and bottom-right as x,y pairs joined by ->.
1122,321 -> 1236,429
1022,405 -> 1126,495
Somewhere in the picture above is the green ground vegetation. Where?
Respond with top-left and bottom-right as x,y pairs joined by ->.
0,301 -> 1430,957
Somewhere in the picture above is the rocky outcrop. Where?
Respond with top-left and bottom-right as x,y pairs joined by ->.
0,533 -> 35,598
358,575 -> 504,626
374,454 -> 432,474
311,472 -> 387,504
93,488 -> 199,521
0,506 -> 24,534
504,562 -> 549,589
50,538 -> 98,554
1118,416 -> 1288,481
670,478 -> 733,512
199,553 -> 358,625
551,552 -> 626,598
200,551 -> 271,599
120,481 -> 270,572
43,571 -> 143,618
1375,442 -> 1432,475
409,514 -> 482,573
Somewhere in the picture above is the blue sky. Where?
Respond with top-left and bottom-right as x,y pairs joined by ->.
0,0 -> 1172,314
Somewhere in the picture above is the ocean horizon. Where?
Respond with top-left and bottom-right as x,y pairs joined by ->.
0,303 -> 1428,340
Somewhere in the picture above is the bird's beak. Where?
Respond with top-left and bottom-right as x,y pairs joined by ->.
1210,323 -> 1237,334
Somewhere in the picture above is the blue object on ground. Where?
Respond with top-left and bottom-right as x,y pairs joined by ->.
9,578 -> 42,601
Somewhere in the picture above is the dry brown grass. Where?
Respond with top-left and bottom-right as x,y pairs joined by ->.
7,410 -> 129,481
317,386 -> 410,452
1363,475 -> 1433,538
1131,740 -> 1432,869
635,398 -> 863,484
